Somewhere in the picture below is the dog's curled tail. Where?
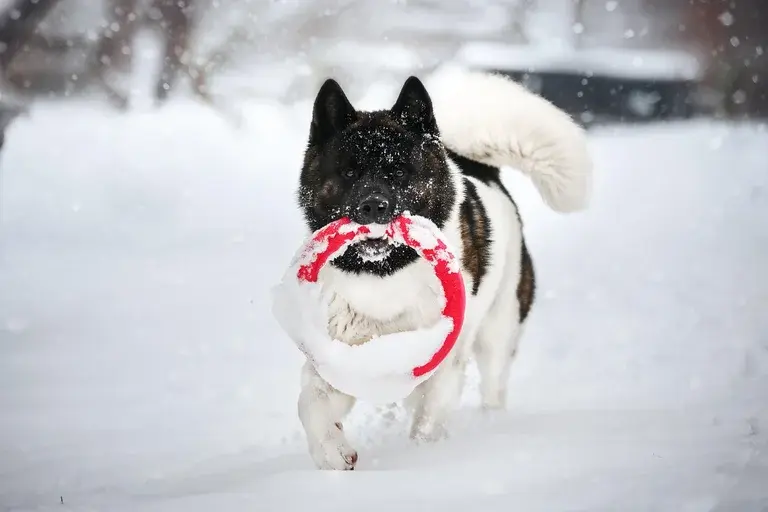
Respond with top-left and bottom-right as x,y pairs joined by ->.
425,66 -> 593,213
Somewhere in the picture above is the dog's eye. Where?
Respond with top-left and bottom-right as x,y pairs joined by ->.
394,169 -> 405,178
343,169 -> 356,179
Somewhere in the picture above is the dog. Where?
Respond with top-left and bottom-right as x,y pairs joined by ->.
292,66 -> 592,470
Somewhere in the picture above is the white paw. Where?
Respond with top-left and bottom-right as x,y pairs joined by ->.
481,389 -> 507,411
307,428 -> 358,470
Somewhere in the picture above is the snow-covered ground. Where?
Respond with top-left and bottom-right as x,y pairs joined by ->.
1,97 -> 767,511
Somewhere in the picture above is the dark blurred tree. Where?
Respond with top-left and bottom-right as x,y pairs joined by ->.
93,0 -> 197,106
149,0 -> 196,102
90,0 -> 141,107
0,0 -> 62,70
1,0 -> 199,108
681,0 -> 768,117
0,0 -> 56,148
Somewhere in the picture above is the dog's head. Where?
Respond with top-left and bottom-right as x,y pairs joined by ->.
298,76 -> 456,276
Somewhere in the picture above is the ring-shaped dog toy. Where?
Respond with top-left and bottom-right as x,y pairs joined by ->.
271,213 -> 466,403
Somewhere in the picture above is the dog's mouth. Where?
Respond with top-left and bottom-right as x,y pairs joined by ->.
354,236 -> 393,261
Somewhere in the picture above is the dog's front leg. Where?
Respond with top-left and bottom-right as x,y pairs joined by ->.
408,324 -> 477,442
409,351 -> 468,442
298,361 -> 358,470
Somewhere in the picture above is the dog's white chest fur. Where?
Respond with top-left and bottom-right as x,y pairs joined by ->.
318,260 -> 444,345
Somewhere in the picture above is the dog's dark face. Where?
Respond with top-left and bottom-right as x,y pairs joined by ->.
298,76 -> 456,276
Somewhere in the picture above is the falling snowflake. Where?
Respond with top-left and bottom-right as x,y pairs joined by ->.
718,11 -> 734,26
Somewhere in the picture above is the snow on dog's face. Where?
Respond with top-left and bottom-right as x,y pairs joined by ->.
298,77 -> 456,276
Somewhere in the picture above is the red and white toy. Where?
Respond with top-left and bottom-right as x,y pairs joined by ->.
271,212 -> 466,403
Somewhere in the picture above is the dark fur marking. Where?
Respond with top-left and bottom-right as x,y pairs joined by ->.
447,147 -> 522,225
447,148 -> 505,192
517,241 -> 536,322
459,179 -> 492,295
448,149 -> 535,320
331,244 -> 420,277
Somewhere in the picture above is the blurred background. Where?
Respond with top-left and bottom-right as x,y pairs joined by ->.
1,0 -> 767,130
1,1 -> 767,510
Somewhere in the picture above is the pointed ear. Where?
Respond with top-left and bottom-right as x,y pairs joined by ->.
309,79 -> 357,145
391,76 -> 438,135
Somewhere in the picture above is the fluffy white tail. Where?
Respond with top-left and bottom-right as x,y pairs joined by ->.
424,66 -> 593,213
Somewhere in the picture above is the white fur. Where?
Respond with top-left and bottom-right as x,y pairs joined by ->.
424,65 -> 593,213
296,70 -> 592,470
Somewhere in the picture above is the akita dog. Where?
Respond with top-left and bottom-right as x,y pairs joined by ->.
292,67 -> 592,469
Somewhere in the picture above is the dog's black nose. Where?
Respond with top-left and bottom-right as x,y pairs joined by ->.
354,194 -> 394,224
